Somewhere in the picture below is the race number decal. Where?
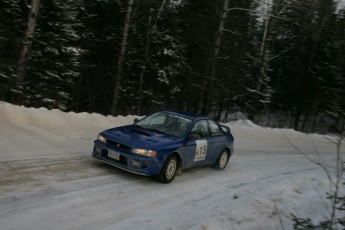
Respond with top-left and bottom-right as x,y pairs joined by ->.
193,139 -> 208,162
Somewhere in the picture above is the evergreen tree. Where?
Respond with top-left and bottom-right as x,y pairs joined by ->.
271,0 -> 339,130
178,0 -> 219,113
0,0 -> 26,101
23,0 -> 81,110
76,0 -> 122,114
322,7 -> 345,134
0,0 -> 343,133
178,0 -> 252,116
119,0 -> 188,115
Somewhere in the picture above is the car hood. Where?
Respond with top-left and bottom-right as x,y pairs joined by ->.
101,125 -> 180,150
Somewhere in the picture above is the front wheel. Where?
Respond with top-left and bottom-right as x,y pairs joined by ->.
214,150 -> 229,170
157,155 -> 178,183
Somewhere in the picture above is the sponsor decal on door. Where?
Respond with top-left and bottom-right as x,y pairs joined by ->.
194,139 -> 208,162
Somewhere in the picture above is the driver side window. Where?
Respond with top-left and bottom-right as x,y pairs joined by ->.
191,120 -> 210,138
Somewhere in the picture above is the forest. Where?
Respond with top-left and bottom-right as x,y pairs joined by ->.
0,0 -> 344,134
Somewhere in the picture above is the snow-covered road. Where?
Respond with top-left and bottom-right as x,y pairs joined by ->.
0,102 -> 342,230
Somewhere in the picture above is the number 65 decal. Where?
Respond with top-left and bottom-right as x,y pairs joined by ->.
194,139 -> 208,162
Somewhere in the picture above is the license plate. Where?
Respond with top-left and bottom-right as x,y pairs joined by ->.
108,150 -> 120,160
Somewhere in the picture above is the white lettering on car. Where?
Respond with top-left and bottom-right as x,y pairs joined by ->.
193,139 -> 208,162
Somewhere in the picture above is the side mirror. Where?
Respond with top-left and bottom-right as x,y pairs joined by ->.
133,118 -> 139,123
188,133 -> 200,141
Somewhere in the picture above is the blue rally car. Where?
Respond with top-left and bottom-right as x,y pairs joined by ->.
92,111 -> 234,183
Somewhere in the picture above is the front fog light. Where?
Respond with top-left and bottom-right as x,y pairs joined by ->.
94,145 -> 101,153
130,159 -> 141,167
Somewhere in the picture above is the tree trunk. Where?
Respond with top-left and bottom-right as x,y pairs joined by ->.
138,0 -> 166,115
294,110 -> 302,130
199,0 -> 230,114
257,4 -> 270,93
253,0 -> 273,112
138,8 -> 153,115
308,1 -> 333,126
15,0 -> 41,103
111,0 -> 134,115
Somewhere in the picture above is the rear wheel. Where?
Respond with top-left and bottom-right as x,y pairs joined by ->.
157,155 -> 178,183
214,150 -> 229,170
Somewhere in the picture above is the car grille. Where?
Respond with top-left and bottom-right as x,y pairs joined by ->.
107,139 -> 131,151
119,155 -> 127,164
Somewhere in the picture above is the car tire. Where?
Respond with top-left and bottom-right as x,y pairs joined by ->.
157,155 -> 178,183
214,149 -> 229,170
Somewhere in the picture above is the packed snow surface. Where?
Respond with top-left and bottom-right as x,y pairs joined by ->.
0,102 -> 343,230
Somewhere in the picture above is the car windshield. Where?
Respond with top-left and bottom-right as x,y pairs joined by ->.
135,112 -> 192,138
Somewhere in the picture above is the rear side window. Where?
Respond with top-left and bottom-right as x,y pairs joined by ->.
209,120 -> 223,136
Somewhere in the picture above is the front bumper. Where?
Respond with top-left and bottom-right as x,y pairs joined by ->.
92,141 -> 161,176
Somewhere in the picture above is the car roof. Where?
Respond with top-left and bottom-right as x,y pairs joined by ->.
162,110 -> 210,120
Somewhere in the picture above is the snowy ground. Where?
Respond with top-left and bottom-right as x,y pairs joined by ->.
0,102 -> 343,230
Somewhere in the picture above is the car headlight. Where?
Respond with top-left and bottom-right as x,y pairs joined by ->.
97,134 -> 106,143
132,148 -> 157,157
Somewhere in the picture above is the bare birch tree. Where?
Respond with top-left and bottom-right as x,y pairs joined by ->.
199,0 -> 230,114
256,0 -> 272,98
138,0 -> 167,115
111,0 -> 134,115
15,0 -> 41,103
